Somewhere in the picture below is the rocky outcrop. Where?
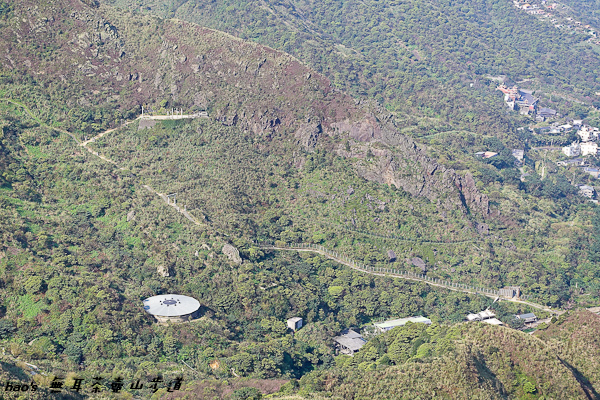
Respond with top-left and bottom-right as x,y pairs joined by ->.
222,244 -> 242,264
332,116 -> 489,216
157,264 -> 171,277
295,121 -> 322,151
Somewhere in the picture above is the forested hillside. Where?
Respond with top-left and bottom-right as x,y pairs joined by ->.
105,0 -> 600,136
280,312 -> 600,400
1,0 -> 600,398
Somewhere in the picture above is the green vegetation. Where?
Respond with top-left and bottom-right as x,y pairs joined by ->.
1,0 -> 600,398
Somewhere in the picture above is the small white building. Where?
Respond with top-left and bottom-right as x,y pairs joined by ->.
581,142 -> 598,156
579,185 -> 595,198
287,317 -> 303,331
563,142 -> 581,157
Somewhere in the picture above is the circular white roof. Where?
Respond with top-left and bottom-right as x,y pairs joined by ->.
143,294 -> 200,317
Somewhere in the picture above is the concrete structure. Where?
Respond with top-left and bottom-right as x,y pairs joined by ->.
578,126 -> 598,142
467,309 -> 496,322
287,317 -> 303,331
333,329 -> 367,356
584,167 -> 600,179
557,158 -> 585,167
499,286 -> 520,298
143,294 -> 200,323
563,142 -> 581,157
373,316 -> 432,332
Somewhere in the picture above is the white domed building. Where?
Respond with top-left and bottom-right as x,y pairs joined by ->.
143,294 -> 200,323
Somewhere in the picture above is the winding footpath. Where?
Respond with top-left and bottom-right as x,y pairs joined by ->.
259,243 -> 563,315
1,98 -> 206,227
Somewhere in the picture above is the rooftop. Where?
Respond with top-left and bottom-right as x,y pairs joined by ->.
516,313 -> 537,319
482,318 -> 504,326
374,316 -> 432,329
143,294 -> 200,317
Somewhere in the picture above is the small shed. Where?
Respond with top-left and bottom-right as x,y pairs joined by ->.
287,317 -> 303,331
333,329 -> 367,356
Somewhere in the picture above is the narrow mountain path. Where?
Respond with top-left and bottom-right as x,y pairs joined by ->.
260,244 -> 563,315
1,98 -> 204,227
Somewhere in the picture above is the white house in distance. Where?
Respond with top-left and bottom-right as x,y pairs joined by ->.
563,142 -> 581,157
580,142 -> 599,156
579,185 -> 595,199
466,309 -> 496,322
577,126 -> 599,142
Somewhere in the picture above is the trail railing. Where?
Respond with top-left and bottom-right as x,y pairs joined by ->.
257,241 -> 532,301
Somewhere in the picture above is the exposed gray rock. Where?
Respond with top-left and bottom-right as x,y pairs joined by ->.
222,244 -> 242,264
157,264 -> 170,277
411,257 -> 427,272
331,115 -> 489,217
295,121 -> 322,151
475,222 -> 489,235
126,209 -> 135,222
387,250 -> 396,262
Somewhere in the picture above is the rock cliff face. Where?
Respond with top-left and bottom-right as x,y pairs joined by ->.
330,116 -> 489,216
1,0 -> 489,217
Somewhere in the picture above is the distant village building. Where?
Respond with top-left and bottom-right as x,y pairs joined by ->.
497,85 -> 539,115
287,317 -> 303,331
579,185 -> 595,198
333,329 -> 367,356
577,126 -> 598,142
580,142 -> 598,156
562,142 -> 581,157
537,107 -> 557,120
584,167 -> 600,179
475,151 -> 498,159
373,316 -> 432,333
143,294 -> 201,323
556,158 -> 586,167
512,149 -> 524,166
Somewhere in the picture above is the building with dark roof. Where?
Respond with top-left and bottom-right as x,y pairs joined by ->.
516,313 -> 538,324
333,329 -> 367,356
